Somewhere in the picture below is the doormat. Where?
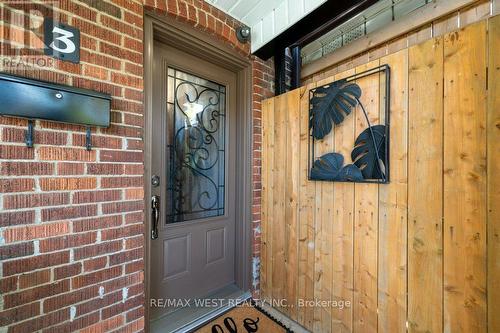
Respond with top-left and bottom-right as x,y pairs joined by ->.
192,301 -> 292,332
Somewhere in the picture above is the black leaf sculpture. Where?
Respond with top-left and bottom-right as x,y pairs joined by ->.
310,80 -> 362,140
336,164 -> 364,182
351,124 -> 387,180
310,152 -> 364,181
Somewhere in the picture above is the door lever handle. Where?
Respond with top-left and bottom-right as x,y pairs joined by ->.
151,195 -> 160,240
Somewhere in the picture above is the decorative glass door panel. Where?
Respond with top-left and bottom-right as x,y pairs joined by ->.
166,68 -> 226,223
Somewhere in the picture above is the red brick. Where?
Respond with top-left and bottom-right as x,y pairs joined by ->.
2,127 -> 67,145
73,215 -> 122,232
102,200 -> 143,214
125,188 -> 143,200
0,210 -> 35,227
73,240 -> 123,260
124,61 -> 143,76
42,205 -> 97,222
73,189 -> 122,204
124,11 -> 143,27
42,311 -> 100,333
72,266 -> 122,289
111,72 -> 143,90
2,251 -> 70,276
39,147 -> 95,161
8,307 -> 69,333
100,15 -> 142,39
87,163 -> 124,175
111,99 -> 144,114
0,302 -> 40,327
126,139 -> 143,150
77,289 -> 122,317
124,88 -> 143,102
4,279 -> 69,308
124,164 -> 143,175
0,145 -> 34,159
0,242 -> 34,260
0,276 -> 18,293
3,222 -> 69,243
102,271 -> 143,294
80,49 -> 122,70
54,262 -> 82,280
83,256 -> 108,272
126,306 -> 144,323
101,295 -> 144,320
123,113 -> 143,127
73,134 -> 122,149
0,178 -> 35,193
84,64 -> 109,80
0,161 -> 53,176
78,0 -> 122,18
101,176 -> 143,188
101,125 -> 143,138
101,224 -> 143,241
19,269 -> 51,289
125,260 -> 144,274
73,77 -> 123,97
81,314 -> 124,333
125,211 -> 143,224
125,235 -> 143,249
40,232 -> 97,252
109,247 -> 143,266
57,162 -> 85,175
40,177 -> 97,191
3,192 -> 69,209
73,17 -> 122,45
43,285 -> 98,313
101,42 -> 142,64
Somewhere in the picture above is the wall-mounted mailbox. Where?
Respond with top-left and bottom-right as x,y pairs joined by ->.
0,73 -> 111,150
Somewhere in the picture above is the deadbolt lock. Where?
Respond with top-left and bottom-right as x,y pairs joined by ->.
151,175 -> 160,187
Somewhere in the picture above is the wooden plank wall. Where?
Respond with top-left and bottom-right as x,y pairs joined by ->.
260,17 -> 499,333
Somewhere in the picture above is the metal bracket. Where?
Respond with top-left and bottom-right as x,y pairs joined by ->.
25,120 -> 34,148
85,127 -> 92,151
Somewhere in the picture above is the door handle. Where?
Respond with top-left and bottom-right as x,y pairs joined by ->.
151,195 -> 160,240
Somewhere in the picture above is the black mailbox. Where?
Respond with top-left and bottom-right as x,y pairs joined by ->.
0,73 -> 111,150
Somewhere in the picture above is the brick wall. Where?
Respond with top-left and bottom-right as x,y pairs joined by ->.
0,1 -> 273,332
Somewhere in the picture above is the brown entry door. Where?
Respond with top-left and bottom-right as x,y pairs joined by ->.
150,42 -> 237,320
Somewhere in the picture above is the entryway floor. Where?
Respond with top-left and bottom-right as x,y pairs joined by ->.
150,284 -> 250,333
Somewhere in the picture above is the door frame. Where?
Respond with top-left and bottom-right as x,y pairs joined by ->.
143,13 -> 254,329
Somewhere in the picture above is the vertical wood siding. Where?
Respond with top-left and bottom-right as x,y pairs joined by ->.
261,18 -> 498,332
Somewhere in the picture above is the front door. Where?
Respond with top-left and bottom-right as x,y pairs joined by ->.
150,42 -> 237,320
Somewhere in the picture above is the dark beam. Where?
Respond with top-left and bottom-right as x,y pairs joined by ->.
253,0 -> 378,60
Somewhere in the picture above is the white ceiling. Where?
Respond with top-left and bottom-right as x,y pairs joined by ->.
205,0 -> 328,53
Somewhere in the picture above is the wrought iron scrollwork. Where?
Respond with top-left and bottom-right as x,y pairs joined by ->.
167,71 -> 225,223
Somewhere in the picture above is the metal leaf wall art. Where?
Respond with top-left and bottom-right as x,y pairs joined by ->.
309,65 -> 390,184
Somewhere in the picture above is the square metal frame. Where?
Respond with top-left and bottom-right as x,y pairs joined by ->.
308,64 -> 391,184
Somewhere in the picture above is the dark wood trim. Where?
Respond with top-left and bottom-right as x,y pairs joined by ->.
143,13 -> 253,331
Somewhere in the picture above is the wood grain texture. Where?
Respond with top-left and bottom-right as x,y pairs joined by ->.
377,49 -> 408,333
313,75 -> 336,333
272,94 -> 287,308
331,68 -> 356,333
443,21 -> 487,333
487,14 -> 500,333
284,89 -> 300,318
407,37 -> 444,333
261,97 -> 274,299
353,60 -> 380,333
260,15 -> 494,332
297,83 -> 316,330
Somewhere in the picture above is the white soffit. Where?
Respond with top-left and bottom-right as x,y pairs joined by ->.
205,0 -> 328,53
